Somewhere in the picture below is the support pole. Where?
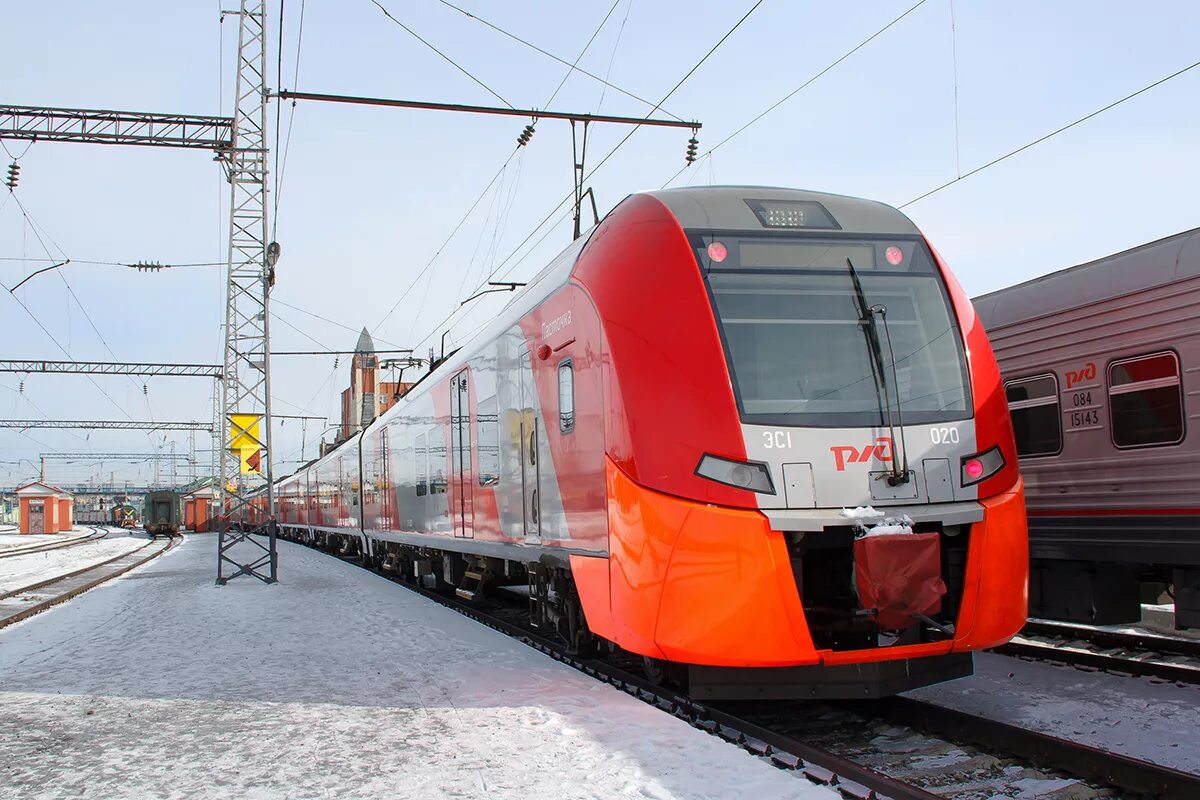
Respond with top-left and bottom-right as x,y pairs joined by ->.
217,0 -> 276,585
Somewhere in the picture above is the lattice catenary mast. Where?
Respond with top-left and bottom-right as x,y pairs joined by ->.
216,0 -> 277,585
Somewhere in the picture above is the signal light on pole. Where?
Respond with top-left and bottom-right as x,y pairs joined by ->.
517,123 -> 536,147
5,162 -> 18,191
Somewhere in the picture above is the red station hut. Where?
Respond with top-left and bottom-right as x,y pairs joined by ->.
14,482 -> 75,534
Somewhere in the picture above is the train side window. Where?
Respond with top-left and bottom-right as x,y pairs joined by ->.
478,395 -> 500,486
1108,352 -> 1185,448
415,434 -> 428,497
1005,374 -> 1061,457
430,425 -> 448,494
558,359 -> 575,433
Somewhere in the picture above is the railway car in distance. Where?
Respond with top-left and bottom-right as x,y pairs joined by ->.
111,502 -> 138,529
974,228 -> 1200,629
143,491 -> 182,538
273,186 -> 1029,699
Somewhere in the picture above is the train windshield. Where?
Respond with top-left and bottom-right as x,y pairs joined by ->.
694,233 -> 972,427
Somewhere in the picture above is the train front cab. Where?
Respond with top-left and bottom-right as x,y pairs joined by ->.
568,189 -> 1028,699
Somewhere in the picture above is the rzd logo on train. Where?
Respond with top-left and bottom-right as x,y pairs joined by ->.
1065,362 -> 1096,389
830,437 -> 894,472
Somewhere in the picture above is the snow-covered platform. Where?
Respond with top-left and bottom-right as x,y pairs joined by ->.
0,536 -> 830,799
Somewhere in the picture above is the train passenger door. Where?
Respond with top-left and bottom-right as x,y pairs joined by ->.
450,370 -> 474,538
519,349 -> 541,543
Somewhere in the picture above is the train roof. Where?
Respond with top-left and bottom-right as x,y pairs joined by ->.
320,186 -> 927,483
974,227 -> 1200,331
644,186 -> 921,236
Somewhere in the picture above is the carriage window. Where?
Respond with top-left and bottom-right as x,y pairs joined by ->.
478,395 -> 500,486
558,359 -> 575,433
1109,352 -> 1185,448
1005,374 -> 1061,457
430,426 -> 448,494
415,434 -> 427,497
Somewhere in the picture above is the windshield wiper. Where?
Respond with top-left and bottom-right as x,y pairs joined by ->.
846,258 -> 910,486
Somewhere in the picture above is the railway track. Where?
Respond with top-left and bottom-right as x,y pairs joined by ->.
993,620 -> 1200,686
0,535 -> 176,630
0,526 -> 110,560
288,537 -> 1200,800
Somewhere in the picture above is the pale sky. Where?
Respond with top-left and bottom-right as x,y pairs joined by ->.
2,0 -> 1198,487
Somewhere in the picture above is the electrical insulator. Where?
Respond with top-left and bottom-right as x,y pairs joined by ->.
132,261 -> 164,272
143,384 -> 148,395
516,123 -> 536,147
5,162 -> 18,191
18,380 -> 24,393
685,135 -> 699,165
333,357 -> 339,369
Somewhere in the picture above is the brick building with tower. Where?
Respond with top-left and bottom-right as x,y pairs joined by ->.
335,328 -> 414,445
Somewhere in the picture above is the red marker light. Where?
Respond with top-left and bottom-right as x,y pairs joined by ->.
707,241 -> 728,263
885,246 -> 904,266
964,458 -> 985,480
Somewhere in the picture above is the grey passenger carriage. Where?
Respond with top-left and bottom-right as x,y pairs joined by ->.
974,228 -> 1200,629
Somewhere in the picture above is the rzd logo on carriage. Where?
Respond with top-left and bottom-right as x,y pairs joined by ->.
1065,362 -> 1097,389
831,437 -> 894,472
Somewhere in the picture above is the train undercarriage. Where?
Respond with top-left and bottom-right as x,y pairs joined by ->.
275,524 -> 977,699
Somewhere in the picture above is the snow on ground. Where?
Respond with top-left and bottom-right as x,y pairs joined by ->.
0,533 -> 147,596
0,528 -> 91,553
0,537 -> 836,800
906,651 -> 1200,772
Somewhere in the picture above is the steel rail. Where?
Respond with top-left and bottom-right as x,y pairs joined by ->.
1019,619 -> 1200,658
0,531 -> 156,601
0,535 -> 176,630
877,697 -> 1200,800
0,527 -> 108,560
994,636 -> 1200,686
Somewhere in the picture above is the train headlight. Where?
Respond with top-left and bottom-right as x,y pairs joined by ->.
695,453 -> 776,494
961,446 -> 1005,487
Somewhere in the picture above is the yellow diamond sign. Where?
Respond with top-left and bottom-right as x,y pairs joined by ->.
228,414 -> 263,451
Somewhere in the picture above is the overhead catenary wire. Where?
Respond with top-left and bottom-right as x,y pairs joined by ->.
269,298 -> 406,350
434,0 -> 683,121
4,194 -> 169,451
595,0 -> 635,114
274,0 -> 307,240
368,0 -> 515,109
543,0 -> 622,110
900,57 -> 1200,208
372,150 -> 521,337
407,1 -> 766,356
660,0 -> 931,189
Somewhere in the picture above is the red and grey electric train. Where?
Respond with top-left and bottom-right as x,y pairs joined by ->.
249,187 -> 1028,699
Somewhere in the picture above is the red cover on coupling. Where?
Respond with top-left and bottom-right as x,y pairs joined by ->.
854,532 -> 947,630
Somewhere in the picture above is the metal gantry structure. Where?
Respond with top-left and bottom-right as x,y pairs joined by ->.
38,452 -> 192,461
0,420 -> 212,431
216,0 -> 276,585
0,360 -> 222,377
0,105 -> 232,149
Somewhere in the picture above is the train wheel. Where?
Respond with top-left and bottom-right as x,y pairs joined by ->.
642,657 -> 689,692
